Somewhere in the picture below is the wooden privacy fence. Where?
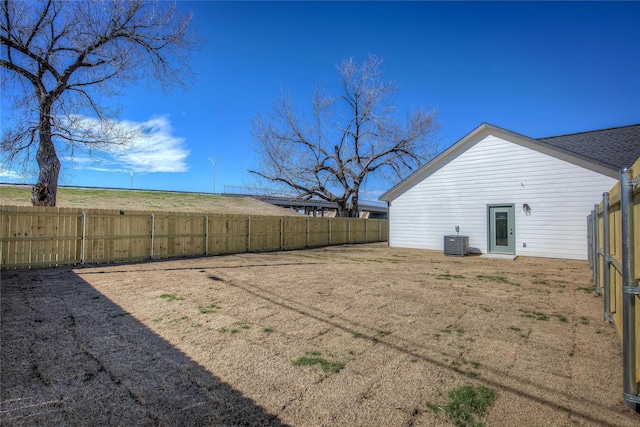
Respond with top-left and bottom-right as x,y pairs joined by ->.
0,206 -> 388,268
588,156 -> 640,410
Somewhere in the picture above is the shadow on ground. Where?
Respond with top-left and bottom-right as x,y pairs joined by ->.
0,268 -> 286,426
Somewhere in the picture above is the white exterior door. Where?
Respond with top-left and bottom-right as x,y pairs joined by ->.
488,205 -> 515,254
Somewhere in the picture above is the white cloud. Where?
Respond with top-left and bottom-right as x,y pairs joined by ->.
69,116 -> 190,174
0,167 -> 28,181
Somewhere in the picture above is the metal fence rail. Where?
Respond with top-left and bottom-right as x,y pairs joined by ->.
0,207 -> 388,269
588,157 -> 640,411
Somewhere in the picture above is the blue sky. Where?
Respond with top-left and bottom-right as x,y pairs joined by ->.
2,1 -> 639,200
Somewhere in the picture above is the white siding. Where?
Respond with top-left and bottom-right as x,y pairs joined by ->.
389,134 -> 617,260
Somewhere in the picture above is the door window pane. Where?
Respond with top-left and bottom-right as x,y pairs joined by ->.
495,212 -> 508,246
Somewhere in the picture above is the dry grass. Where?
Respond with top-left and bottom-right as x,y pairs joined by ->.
2,243 -> 639,426
0,184 -> 302,216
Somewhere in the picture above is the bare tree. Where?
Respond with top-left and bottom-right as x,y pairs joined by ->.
1,0 -> 200,206
250,55 -> 439,217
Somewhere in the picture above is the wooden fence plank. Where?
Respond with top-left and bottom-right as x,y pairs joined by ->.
0,206 -> 15,265
308,217 -> 330,247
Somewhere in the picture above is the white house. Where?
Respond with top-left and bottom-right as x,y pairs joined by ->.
379,123 -> 640,260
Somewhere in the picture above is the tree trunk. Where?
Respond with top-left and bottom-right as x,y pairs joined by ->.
349,190 -> 360,218
32,104 -> 60,207
336,200 -> 349,217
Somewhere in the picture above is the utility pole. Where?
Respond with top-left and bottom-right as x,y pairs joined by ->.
208,155 -> 222,193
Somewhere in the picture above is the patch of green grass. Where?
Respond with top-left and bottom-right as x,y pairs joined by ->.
353,333 -> 363,339
476,275 -> 519,286
231,329 -> 240,334
292,352 -> 343,373
168,316 -> 188,323
580,317 -> 590,325
555,314 -> 568,323
519,309 -> 549,321
425,401 -> 441,413
479,306 -> 493,313
437,273 -> 465,280
533,279 -> 549,285
451,358 -> 481,377
371,330 -> 391,342
234,321 -> 251,330
218,327 -> 228,333
442,384 -> 497,427
159,293 -> 184,302
456,328 -> 465,334
262,327 -> 273,333
508,326 -> 521,332
198,303 -> 221,314
440,328 -> 452,334
577,286 -> 596,294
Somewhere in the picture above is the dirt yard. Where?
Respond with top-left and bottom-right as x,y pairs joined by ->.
2,243 -> 639,426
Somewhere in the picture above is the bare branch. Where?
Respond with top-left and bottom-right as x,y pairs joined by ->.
251,55 -> 440,217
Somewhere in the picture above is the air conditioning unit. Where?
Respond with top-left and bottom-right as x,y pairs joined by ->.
444,235 -> 469,257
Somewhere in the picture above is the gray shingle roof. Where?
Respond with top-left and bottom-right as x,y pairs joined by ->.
538,124 -> 640,170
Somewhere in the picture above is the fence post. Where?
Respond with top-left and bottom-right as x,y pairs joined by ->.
602,193 -> 612,322
280,217 -> 283,250
329,219 -> 332,246
621,168 -> 639,410
587,211 -> 593,270
306,218 -> 309,247
247,217 -> 251,252
594,204 -> 601,295
150,213 -> 155,259
205,215 -> 209,256
348,219 -> 351,244
81,211 -> 87,265
592,209 -> 597,280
